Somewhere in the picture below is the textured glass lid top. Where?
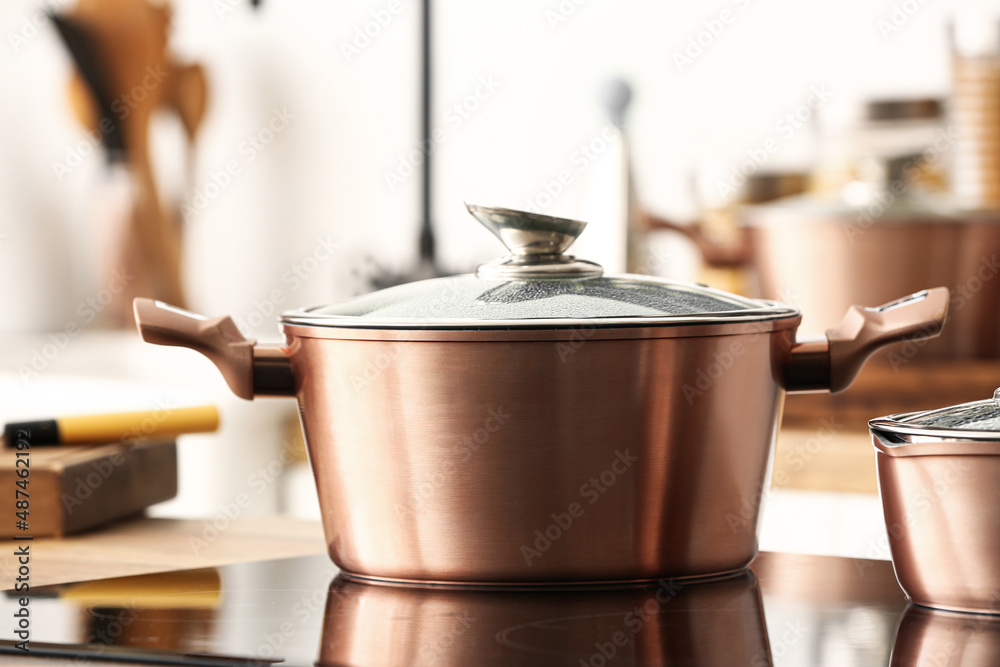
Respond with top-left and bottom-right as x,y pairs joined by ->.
895,388 -> 1000,432
295,274 -> 767,322
283,204 -> 796,328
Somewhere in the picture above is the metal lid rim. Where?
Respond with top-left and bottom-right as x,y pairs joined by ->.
279,304 -> 799,330
870,415 -> 1000,455
280,313 -> 801,342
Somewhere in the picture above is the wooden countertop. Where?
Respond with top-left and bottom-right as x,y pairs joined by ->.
773,424 -> 877,494
0,515 -> 326,589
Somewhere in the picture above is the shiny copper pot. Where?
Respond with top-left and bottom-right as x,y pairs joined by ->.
648,199 -> 1000,358
871,393 -> 1000,615
318,572 -> 771,666
135,205 -> 949,584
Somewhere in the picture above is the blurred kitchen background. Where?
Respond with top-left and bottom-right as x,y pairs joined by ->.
1,0 -> 998,559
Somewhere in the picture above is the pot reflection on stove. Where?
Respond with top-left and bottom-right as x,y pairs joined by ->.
317,572 -> 772,666
890,604 -> 1000,666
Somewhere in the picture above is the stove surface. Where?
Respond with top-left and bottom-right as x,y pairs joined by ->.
1,551 -> 983,666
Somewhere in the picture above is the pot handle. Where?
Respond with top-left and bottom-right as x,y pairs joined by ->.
133,298 -> 294,399
642,211 -> 751,268
785,287 -> 950,393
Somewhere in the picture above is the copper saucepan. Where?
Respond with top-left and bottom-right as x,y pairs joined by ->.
647,197 -> 999,358
871,391 -> 1000,615
134,204 -> 949,585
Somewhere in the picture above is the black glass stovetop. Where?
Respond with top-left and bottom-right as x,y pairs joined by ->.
2,551 -> 992,666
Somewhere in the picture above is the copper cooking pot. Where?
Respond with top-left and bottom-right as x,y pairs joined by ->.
648,196 -> 1000,359
871,391 -> 1000,615
318,572 -> 771,666
134,204 -> 949,585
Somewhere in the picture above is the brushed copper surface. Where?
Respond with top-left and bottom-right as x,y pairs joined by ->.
291,331 -> 785,583
873,431 -> 1000,614
317,571 -> 771,666
891,604 -> 1000,666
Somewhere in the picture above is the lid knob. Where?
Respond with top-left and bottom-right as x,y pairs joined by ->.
466,203 -> 603,280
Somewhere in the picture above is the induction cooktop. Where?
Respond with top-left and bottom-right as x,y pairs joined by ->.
0,552 -> 914,666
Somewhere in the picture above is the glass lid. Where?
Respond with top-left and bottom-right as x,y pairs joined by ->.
891,388 -> 1000,432
870,389 -> 1000,451
282,204 -> 797,329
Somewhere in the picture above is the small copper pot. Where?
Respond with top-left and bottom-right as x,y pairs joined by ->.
871,393 -> 1000,615
135,205 -> 949,584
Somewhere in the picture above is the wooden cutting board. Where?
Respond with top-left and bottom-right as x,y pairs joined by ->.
0,440 -> 176,538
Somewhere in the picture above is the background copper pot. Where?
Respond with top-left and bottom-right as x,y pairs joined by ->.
134,205 -> 949,584
743,202 -> 1000,359
648,199 -> 1000,359
318,572 -> 771,666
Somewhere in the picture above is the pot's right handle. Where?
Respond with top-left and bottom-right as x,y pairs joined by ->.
134,298 -> 257,399
785,287 -> 950,393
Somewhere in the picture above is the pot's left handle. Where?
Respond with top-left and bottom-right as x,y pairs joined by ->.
133,298 -> 295,399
